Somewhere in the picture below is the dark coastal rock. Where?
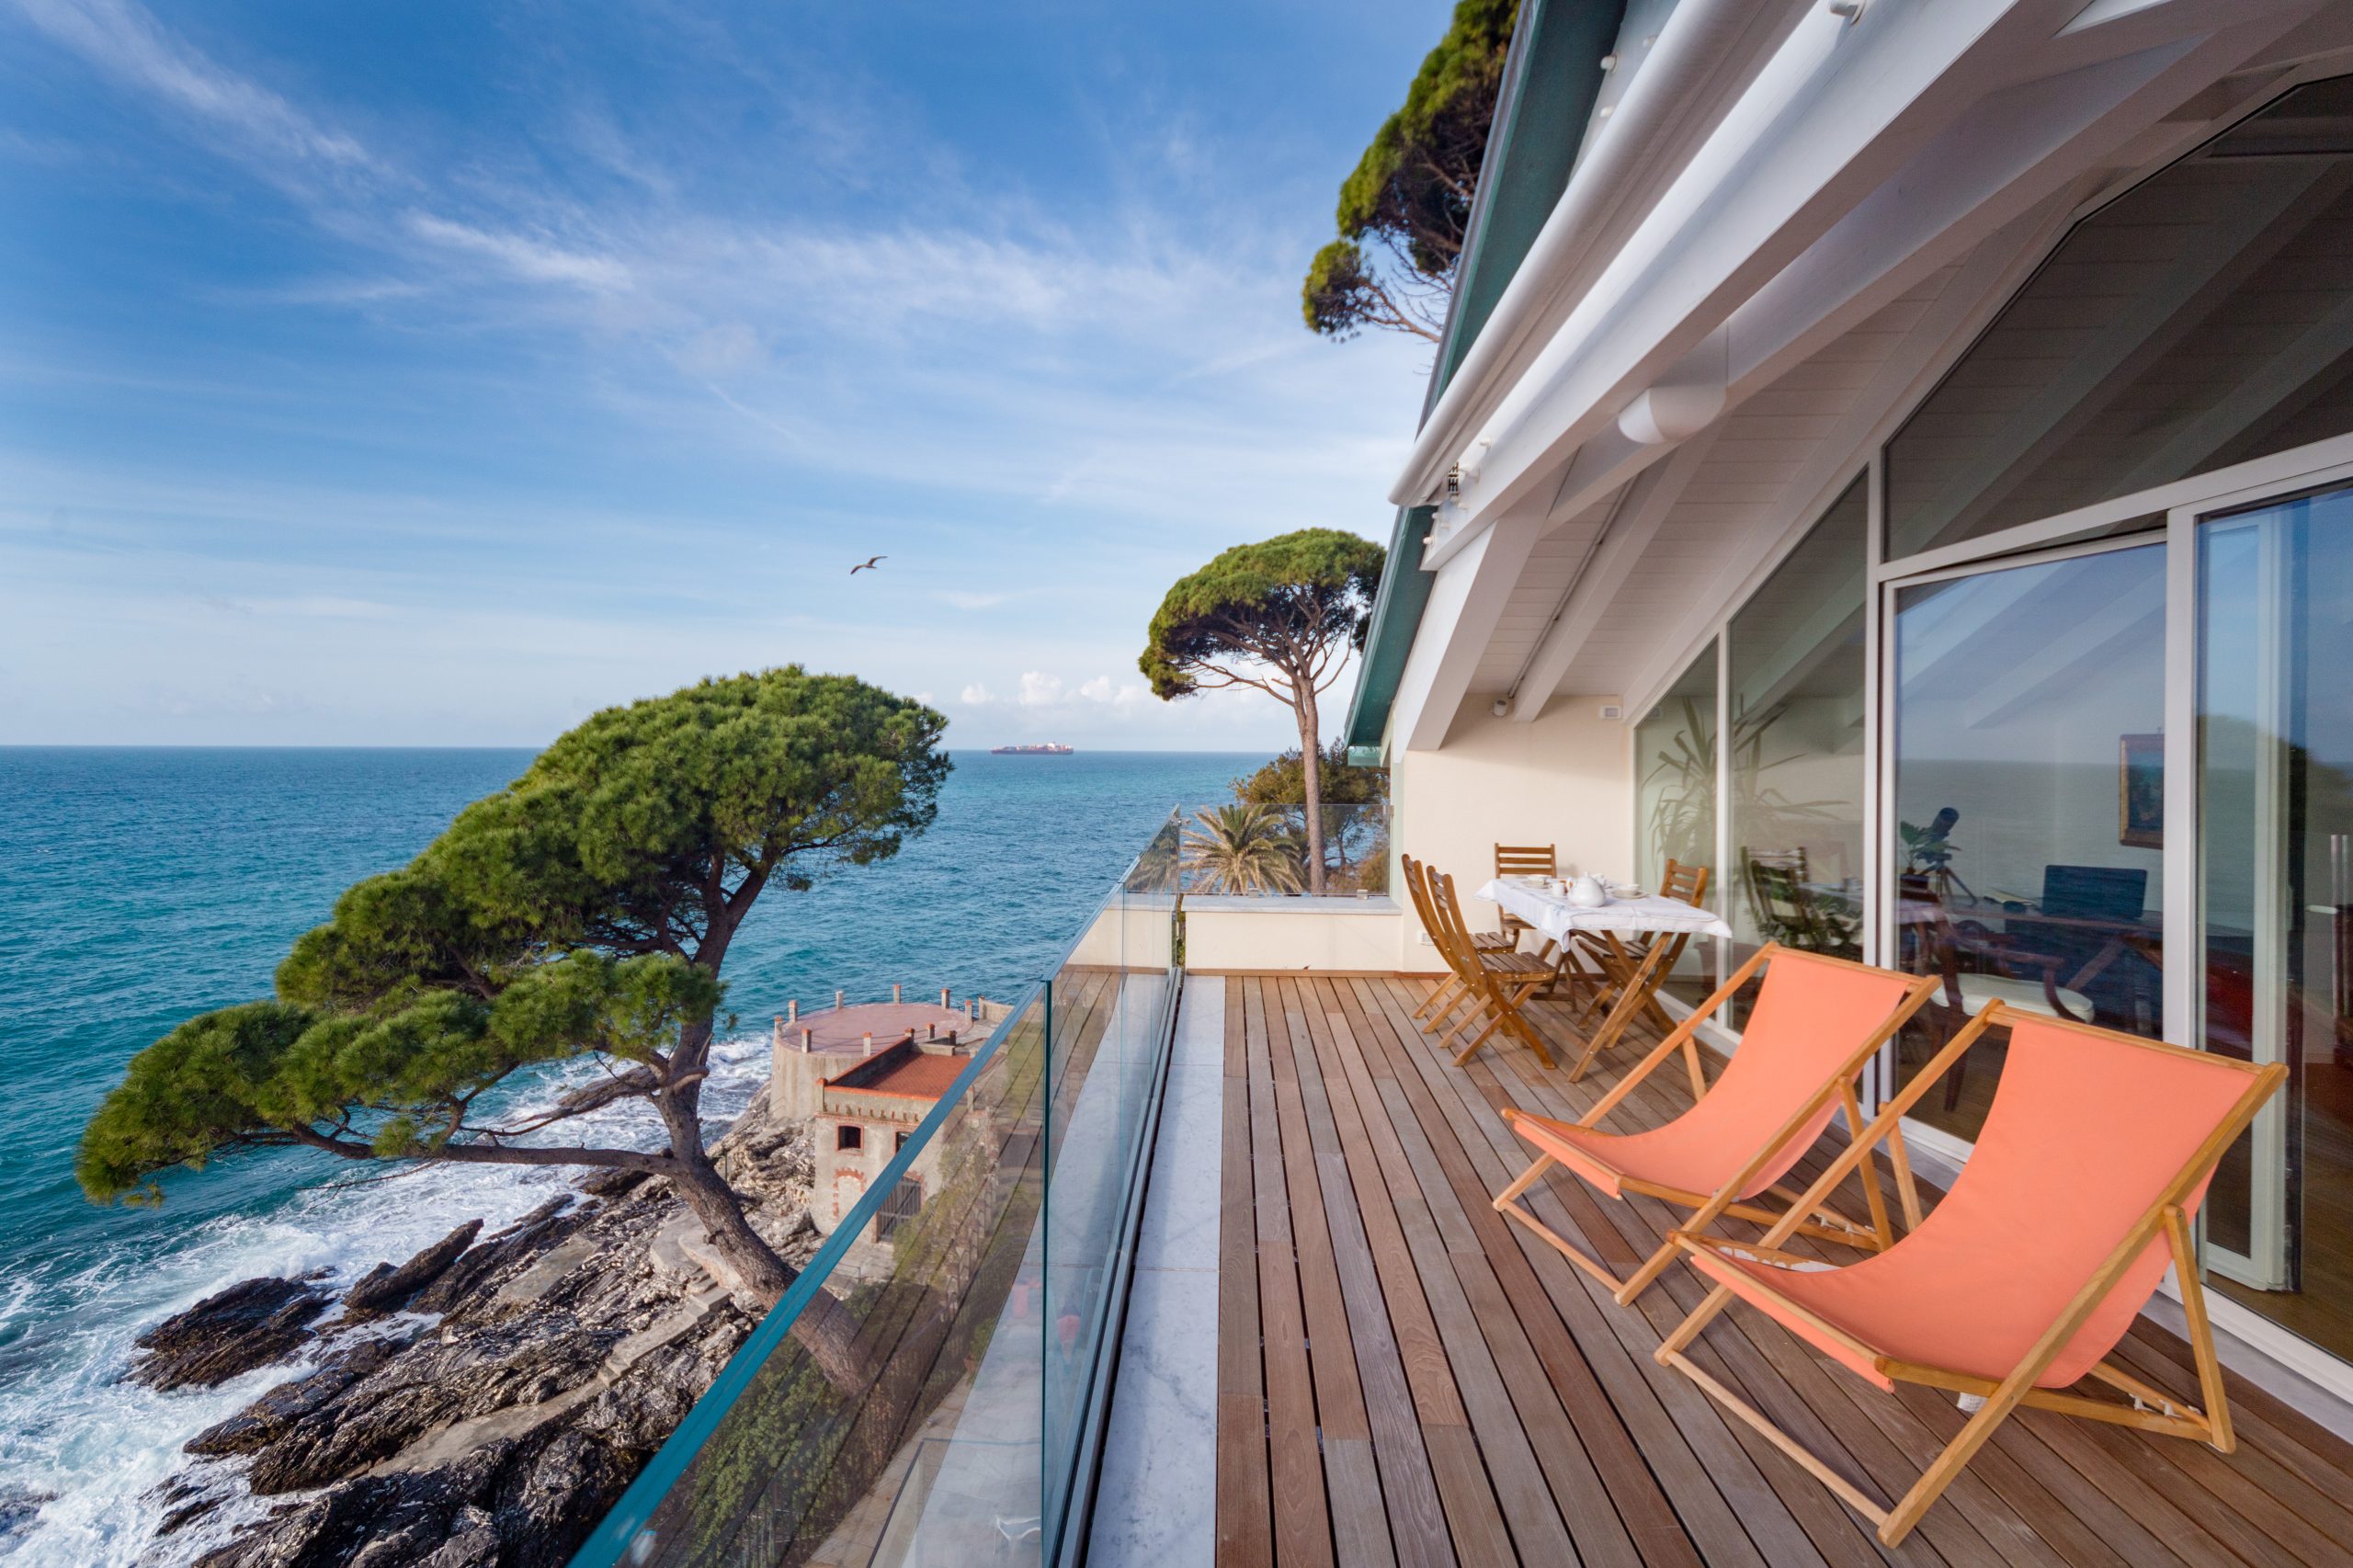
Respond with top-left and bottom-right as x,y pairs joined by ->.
406,1200 -> 577,1318
345,1221 -> 483,1315
195,1426 -> 632,1568
195,1440 -> 515,1568
245,1314 -> 625,1494
188,1335 -> 408,1457
158,1491 -> 228,1536
165,1110 -> 791,1567
572,1313 -> 747,1451
494,1427 -> 635,1561
577,1166 -> 647,1199
131,1276 -> 332,1391
0,1485 -> 54,1546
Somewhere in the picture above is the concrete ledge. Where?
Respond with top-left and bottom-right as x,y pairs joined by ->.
1181,894 -> 1400,915
1184,898 -> 1404,972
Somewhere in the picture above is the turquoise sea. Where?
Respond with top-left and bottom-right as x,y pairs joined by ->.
0,746 -> 1256,1566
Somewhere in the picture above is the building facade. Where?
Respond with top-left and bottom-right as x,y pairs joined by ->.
1347,0 -> 2353,1405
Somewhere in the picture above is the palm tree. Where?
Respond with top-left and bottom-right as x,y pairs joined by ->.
1182,803 -> 1305,894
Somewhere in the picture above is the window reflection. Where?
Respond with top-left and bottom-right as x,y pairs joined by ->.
1886,76 -> 2353,559
2199,484 -> 2353,1363
1891,545 -> 2167,1142
1729,479 -> 1867,1026
1634,642 -> 1719,1005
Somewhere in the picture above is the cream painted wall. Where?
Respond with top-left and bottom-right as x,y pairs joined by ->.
1184,898 -> 1419,974
1392,694 -> 1634,949
1063,895 -> 1178,970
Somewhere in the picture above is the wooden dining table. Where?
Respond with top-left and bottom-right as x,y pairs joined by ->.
1475,876 -> 1733,1080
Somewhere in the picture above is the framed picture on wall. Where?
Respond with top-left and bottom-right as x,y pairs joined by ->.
2120,733 -> 2163,848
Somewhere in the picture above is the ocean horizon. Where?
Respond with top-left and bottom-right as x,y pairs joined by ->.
0,744 -> 1267,1566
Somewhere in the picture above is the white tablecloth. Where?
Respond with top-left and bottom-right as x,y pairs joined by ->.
1474,877 -> 1733,947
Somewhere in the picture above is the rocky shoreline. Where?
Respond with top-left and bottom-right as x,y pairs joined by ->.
114,1096 -> 819,1568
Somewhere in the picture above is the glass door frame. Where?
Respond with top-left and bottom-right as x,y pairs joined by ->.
1869,528 -> 2172,1129
1852,431 -> 2353,1402
1865,431 -> 2353,1096
2164,460 -> 2353,1290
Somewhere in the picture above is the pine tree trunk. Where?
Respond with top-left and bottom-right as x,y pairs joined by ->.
1297,686 -> 1326,895
656,1039 -> 878,1392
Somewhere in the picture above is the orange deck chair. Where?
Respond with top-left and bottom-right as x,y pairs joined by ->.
1654,1001 -> 2286,1547
1495,944 -> 1936,1303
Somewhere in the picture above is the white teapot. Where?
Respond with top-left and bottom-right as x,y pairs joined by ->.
1565,873 -> 1609,908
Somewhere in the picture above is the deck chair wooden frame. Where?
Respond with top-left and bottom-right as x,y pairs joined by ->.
1412,860 -> 1558,1068
1653,1000 -> 2286,1547
1494,944 -> 1938,1304
1564,859 -> 1713,1081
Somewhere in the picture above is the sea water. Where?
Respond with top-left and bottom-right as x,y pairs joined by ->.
0,746 -> 1256,1565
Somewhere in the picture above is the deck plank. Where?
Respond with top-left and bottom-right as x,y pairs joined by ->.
1205,973 -> 2353,1567
1261,983 -> 1399,1568
1278,980 -> 1461,1568
1352,982 -> 1796,1568
1218,982 -> 1274,1568
1244,979 -> 1336,1568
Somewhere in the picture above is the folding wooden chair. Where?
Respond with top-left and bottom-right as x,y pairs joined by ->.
1494,945 -> 1937,1304
1564,858 -> 1713,1080
1492,842 -> 1557,950
1403,854 -> 1542,1047
1407,858 -> 1557,1068
1654,1002 -> 2286,1546
1403,853 -> 1475,1034
1404,855 -> 1542,1051
1489,841 -> 1613,1014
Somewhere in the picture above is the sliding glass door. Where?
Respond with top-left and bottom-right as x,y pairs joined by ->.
2196,482 -> 2353,1358
1887,540 -> 2169,1143
1875,471 -> 2353,1366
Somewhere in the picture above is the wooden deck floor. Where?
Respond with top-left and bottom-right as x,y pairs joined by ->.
1211,973 -> 2353,1568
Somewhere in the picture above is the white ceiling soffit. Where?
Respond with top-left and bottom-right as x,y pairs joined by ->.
2063,0 -> 2177,35
1410,0 -> 2326,567
1390,0 -> 1819,511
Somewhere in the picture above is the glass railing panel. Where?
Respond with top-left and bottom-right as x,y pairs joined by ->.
1040,817 -> 1180,1557
1174,799 -> 1389,896
570,983 -> 1048,1568
571,814 -> 1184,1568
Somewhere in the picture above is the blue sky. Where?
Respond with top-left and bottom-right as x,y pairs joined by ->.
0,0 -> 1437,747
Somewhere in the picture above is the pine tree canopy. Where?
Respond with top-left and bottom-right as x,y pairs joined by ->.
1138,528 -> 1384,702
80,667 -> 949,1207
1303,0 -> 1517,341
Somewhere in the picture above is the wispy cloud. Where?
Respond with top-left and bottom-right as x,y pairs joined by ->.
404,212 -> 633,292
938,589 -> 1009,612
0,0 -> 1428,745
12,0 -> 372,174
202,593 -> 400,620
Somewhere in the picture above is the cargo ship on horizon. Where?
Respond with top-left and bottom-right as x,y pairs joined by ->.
989,743 -> 1074,755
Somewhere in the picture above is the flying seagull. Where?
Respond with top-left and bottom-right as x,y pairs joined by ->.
850,555 -> 886,574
